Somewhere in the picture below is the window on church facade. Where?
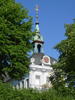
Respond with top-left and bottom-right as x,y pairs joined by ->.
36,75 -> 40,79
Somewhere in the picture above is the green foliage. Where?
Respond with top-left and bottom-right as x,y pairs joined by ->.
0,0 -> 33,80
54,23 -> 75,73
53,21 -> 75,88
0,82 -> 74,100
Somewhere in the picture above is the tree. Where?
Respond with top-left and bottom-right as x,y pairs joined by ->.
0,0 -> 33,81
53,21 -> 75,87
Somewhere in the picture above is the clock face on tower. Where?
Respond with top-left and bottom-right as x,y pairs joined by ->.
43,57 -> 49,63
42,56 -> 50,65
31,58 -> 35,63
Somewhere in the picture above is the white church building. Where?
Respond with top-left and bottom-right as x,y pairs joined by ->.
11,6 -> 57,90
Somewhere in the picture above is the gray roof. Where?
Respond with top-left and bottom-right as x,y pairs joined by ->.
31,53 -> 44,65
31,53 -> 57,65
50,56 -> 57,65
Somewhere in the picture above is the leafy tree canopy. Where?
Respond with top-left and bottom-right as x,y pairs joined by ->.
0,0 -> 33,81
54,22 -> 75,72
53,21 -> 75,87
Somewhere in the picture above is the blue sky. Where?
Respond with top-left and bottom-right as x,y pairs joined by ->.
16,0 -> 75,59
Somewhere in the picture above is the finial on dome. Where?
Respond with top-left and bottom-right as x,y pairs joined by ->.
35,5 -> 40,33
35,5 -> 39,24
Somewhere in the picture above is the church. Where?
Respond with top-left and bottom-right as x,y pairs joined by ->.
11,5 -> 57,90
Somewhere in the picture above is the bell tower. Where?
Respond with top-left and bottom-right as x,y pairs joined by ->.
33,5 -> 44,53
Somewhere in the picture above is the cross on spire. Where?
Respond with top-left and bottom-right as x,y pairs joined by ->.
35,5 -> 39,24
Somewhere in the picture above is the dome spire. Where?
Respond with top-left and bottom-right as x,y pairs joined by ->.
32,4 -> 44,54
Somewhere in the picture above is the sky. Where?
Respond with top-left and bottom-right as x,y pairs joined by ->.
16,0 -> 75,59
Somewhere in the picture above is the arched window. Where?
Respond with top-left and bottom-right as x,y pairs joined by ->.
37,44 -> 41,53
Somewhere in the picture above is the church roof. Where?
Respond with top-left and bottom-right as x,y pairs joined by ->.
31,53 -> 57,65
31,53 -> 44,65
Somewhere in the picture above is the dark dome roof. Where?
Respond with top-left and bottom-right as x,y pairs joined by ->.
31,53 -> 44,65
31,53 -> 57,65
